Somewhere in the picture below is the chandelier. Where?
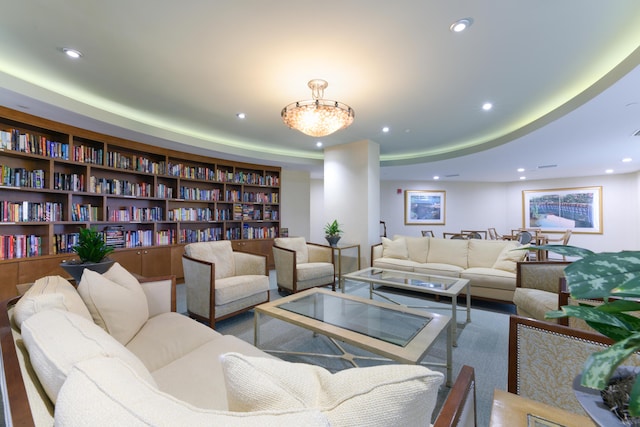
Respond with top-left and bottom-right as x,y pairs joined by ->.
281,79 -> 355,137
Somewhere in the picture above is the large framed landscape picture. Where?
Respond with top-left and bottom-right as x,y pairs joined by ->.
405,190 -> 446,225
522,186 -> 602,234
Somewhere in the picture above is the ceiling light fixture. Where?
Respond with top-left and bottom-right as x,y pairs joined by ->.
62,47 -> 82,59
281,79 -> 354,137
450,18 -> 473,33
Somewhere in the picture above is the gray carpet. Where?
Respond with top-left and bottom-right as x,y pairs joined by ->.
179,278 -> 514,427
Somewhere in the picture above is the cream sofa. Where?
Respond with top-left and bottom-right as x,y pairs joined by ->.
0,263 -> 459,426
371,236 -> 527,303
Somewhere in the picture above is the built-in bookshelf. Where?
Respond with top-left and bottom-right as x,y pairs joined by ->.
0,106 -> 280,295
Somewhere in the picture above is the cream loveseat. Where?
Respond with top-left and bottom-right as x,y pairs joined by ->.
371,236 -> 527,302
0,263 -> 453,426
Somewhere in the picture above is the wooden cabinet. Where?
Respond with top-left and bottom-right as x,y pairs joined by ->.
232,239 -> 275,269
0,106 -> 280,295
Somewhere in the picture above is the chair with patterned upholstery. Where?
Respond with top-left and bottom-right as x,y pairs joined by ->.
272,237 -> 335,293
182,240 -> 270,328
508,315 -> 640,416
512,261 -> 571,322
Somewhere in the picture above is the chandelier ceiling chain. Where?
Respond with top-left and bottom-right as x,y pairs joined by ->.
281,79 -> 355,137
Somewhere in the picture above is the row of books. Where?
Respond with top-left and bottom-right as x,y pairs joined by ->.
168,207 -> 215,222
179,186 -> 221,201
72,145 -> 104,165
242,225 -> 279,239
242,192 -> 279,203
90,177 -> 152,197
0,234 -> 43,259
0,129 -> 69,159
107,207 -> 163,222
106,152 -> 166,174
1,166 -> 45,188
167,163 -> 216,181
1,201 -> 63,222
104,226 -> 125,248
180,227 -> 223,243
53,172 -> 85,192
71,204 -> 100,222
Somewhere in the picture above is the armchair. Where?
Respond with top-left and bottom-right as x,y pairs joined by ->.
272,237 -> 335,293
182,241 -> 270,328
512,261 -> 570,322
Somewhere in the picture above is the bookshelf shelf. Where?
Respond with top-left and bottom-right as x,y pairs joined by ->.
0,106 -> 280,298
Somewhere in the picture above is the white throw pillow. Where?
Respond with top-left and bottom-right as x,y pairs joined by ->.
13,275 -> 92,330
220,352 -> 444,427
493,244 -> 527,273
21,309 -> 155,404
381,237 -> 409,259
77,263 -> 149,345
56,357 -> 331,427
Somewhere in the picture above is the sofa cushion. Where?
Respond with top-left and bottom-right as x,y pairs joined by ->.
373,258 -> 420,272
215,275 -> 270,305
468,239 -> 514,268
461,267 -> 517,291
185,240 -> 236,279
427,238 -> 469,268
56,357 -> 331,427
13,275 -> 92,330
398,235 -> 430,263
513,288 -> 559,321
21,309 -> 155,404
381,237 -> 409,259
492,244 -> 527,273
414,263 -> 464,277
78,264 -> 149,345
221,352 -> 444,427
274,237 -> 309,264
297,262 -> 334,281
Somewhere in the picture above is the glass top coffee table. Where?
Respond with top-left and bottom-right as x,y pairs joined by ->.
254,288 -> 452,385
342,267 -> 471,347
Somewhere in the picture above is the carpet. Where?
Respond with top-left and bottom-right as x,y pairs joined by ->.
208,282 -> 515,427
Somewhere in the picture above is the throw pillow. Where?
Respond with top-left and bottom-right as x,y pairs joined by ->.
13,275 -> 93,330
493,244 -> 527,273
274,237 -> 309,264
185,241 -> 236,279
220,352 -> 444,427
56,357 -> 330,426
21,309 -> 155,404
77,263 -> 149,345
381,237 -> 409,259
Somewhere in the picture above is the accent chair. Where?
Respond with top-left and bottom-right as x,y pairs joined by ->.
272,237 -> 335,293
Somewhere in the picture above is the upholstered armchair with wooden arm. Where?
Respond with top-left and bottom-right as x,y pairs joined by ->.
272,237 -> 335,293
182,240 -> 270,328
512,261 -> 570,322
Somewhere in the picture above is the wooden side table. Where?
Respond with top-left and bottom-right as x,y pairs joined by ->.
489,389 -> 596,427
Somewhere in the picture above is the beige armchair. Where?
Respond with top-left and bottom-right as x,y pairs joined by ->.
512,261 -> 570,322
182,240 -> 270,328
272,237 -> 335,293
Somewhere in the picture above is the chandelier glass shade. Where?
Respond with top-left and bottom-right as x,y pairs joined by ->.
281,79 -> 355,137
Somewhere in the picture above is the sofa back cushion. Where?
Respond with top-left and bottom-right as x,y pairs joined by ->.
427,238 -> 469,268
221,352 -> 443,427
56,357 -> 330,426
493,244 -> 527,273
78,263 -> 149,345
394,235 -> 429,263
21,309 -> 155,404
467,239 -> 516,268
185,240 -> 236,279
274,237 -> 309,264
13,275 -> 92,331
381,237 -> 409,259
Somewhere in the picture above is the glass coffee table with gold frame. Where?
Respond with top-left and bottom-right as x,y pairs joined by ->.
254,288 -> 453,386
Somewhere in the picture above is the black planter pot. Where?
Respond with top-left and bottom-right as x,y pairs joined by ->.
60,259 -> 115,283
325,235 -> 341,247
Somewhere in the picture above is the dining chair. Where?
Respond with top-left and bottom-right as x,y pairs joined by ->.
421,230 -> 435,237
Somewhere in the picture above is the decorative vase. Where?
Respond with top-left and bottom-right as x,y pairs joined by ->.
573,367 -> 640,426
60,259 -> 115,284
325,235 -> 341,247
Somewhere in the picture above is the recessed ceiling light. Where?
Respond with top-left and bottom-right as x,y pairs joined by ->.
433,176 -> 440,180
236,113 -> 246,119
605,169 -> 614,174
519,176 -> 526,180
450,18 -> 473,33
316,141 -> 323,148
517,167 -> 525,172
482,102 -> 493,111
61,47 -> 82,59
382,126 -> 390,133
623,157 -> 632,162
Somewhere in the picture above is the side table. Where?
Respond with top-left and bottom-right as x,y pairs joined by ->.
331,243 -> 360,289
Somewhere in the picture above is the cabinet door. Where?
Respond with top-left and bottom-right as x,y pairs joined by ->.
20,255 -> 73,285
140,247 -> 172,277
171,244 -> 185,281
0,260 -> 20,300
232,239 -> 274,269
108,249 -> 142,276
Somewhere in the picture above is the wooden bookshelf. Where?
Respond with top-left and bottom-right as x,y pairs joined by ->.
0,106 -> 280,299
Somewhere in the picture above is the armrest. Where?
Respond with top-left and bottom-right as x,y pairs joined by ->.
433,365 -> 476,427
307,243 -> 333,263
516,261 -> 570,293
233,251 -> 268,276
139,275 -> 177,316
371,243 -> 383,266
272,245 -> 295,287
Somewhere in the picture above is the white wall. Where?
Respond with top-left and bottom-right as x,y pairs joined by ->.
280,169 -> 311,239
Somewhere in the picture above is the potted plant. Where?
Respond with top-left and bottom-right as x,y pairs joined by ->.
540,244 -> 640,424
60,227 -> 116,283
324,219 -> 343,247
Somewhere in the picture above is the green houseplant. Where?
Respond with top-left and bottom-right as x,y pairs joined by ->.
60,227 -> 115,282
324,220 -> 343,247
539,244 -> 640,418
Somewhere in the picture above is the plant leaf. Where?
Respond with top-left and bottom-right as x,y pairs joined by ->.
630,373 -> 640,416
527,244 -> 595,258
565,251 -> 640,299
581,334 -> 640,390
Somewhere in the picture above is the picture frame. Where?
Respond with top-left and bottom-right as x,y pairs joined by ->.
522,186 -> 602,234
405,190 -> 446,225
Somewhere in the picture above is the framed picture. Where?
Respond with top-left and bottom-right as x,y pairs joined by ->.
522,186 -> 602,234
405,190 -> 446,225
